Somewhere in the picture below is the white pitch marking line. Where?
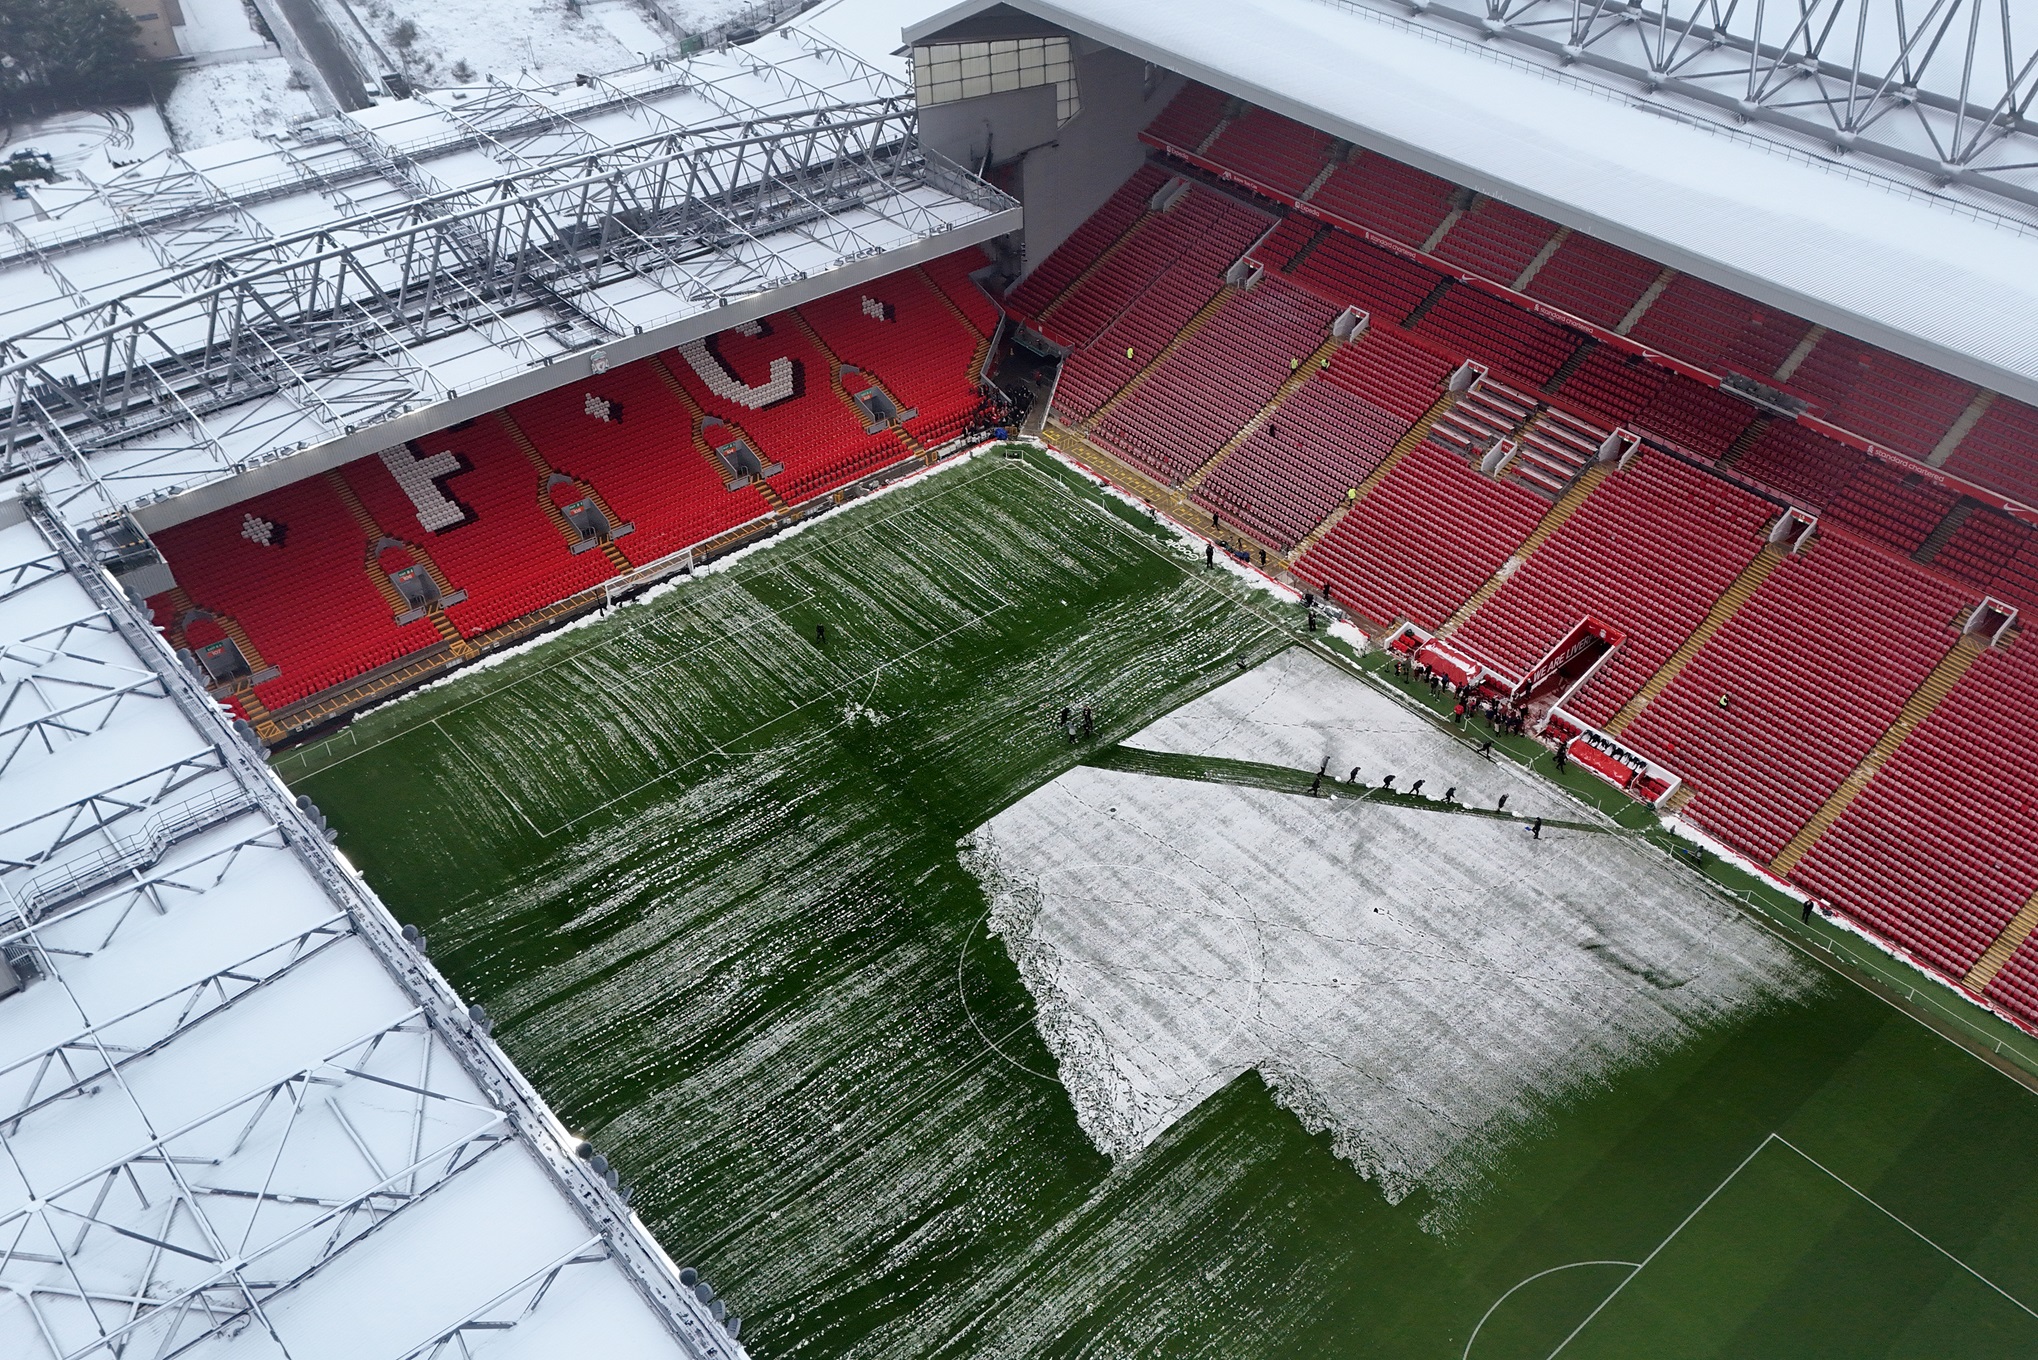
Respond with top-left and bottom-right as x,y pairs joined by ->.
1543,1132 -> 1776,1358
1462,1261 -> 1641,1360
1546,1131 -> 2038,1358
433,715 -> 542,838
957,908 -> 1060,1082
1771,1132 -> 2038,1321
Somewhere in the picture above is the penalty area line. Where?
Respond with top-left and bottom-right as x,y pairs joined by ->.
1545,1132 -> 2038,1359
1771,1132 -> 2038,1321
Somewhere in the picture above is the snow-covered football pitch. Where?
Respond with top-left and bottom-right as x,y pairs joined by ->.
968,646 -> 1814,1224
287,447 -> 2038,1358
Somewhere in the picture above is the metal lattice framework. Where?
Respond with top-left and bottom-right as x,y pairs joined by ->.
0,506 -> 741,1359
0,27 -> 1015,525
1339,0 -> 2038,207
0,101 -> 992,482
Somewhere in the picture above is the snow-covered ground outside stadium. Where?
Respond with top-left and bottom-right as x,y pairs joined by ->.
966,648 -> 1817,1227
163,0 -> 315,147
325,0 -> 748,88
0,0 -> 311,162
165,62 -> 319,146
0,109 -> 174,180
176,0 -> 276,55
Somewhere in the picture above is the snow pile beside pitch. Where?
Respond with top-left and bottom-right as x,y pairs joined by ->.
1126,645 -> 1584,822
966,662 -> 1815,1224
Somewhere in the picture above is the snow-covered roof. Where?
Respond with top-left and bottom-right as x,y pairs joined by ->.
0,501 -> 742,1358
788,0 -> 934,80
0,31 -> 1016,531
905,0 -> 2038,408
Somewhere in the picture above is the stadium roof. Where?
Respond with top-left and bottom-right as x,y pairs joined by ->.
905,0 -> 2038,410
0,27 -> 1017,532
0,498 -> 741,1358
793,0 -> 933,78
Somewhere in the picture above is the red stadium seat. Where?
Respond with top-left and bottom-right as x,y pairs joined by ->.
1295,440 -> 1548,630
144,256 -> 994,716
1451,450 -> 1775,719
1620,530 -> 1970,863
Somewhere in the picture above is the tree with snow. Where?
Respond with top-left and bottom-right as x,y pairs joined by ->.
0,0 -> 147,114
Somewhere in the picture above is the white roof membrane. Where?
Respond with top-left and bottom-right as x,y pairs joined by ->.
0,32 -> 1017,530
0,506 -> 740,1359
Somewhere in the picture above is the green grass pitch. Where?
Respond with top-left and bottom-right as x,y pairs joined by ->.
278,448 -> 2038,1357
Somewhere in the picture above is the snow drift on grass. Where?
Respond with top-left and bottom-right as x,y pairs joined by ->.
165,61 -> 317,148
966,659 -> 1817,1228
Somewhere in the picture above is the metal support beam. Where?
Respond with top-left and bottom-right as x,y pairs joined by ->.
1330,0 -> 2038,213
0,100 -> 1003,486
24,500 -> 742,1355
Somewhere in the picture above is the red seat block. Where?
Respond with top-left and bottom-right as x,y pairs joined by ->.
1144,82 -> 1231,151
1453,450 -> 1772,715
1295,441 -> 1547,629
1550,345 -> 1666,428
1308,152 -> 1457,248
1788,331 -> 1975,459
1284,227 -> 1442,326
919,246 -> 1002,337
1010,164 -> 1170,323
147,471 -> 442,709
358,423 -> 613,638
1730,420 -> 1867,510
1621,530 -> 1970,864
1523,234 -> 1662,331
1432,199 -> 1559,288
1630,376 -> 1760,460
1193,379 -> 1409,550
1944,395 -> 2038,509
1202,107 -> 1336,199
1796,641 -> 2038,991
1093,276 -> 1337,484
509,356 -> 773,564
1627,273 -> 1812,377
1415,285 -> 1579,389
1823,459 -> 1960,556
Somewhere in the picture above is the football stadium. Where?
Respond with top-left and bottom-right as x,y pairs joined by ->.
4,0 -> 2038,1353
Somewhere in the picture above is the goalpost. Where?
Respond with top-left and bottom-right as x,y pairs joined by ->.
603,544 -> 693,610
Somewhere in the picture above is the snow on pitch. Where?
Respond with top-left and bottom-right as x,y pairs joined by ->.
1127,644 -> 1583,821
966,648 -> 1813,1223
